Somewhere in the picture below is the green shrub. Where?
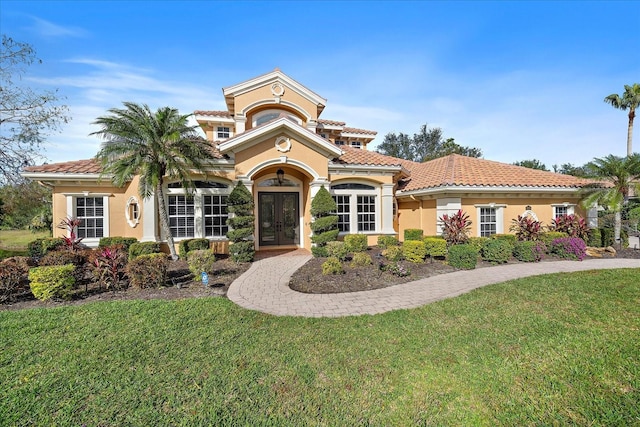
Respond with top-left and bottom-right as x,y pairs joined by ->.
226,182 -> 255,263
404,229 -> 423,241
228,241 -> 255,263
481,239 -> 512,264
540,231 -> 569,249
344,234 -> 368,253
27,237 -> 64,258
490,234 -> 517,246
377,235 -> 399,249
322,257 -> 344,275
513,241 -> 547,262
448,244 -> 478,270
310,186 -> 339,254
128,242 -> 161,260
599,228 -> 614,247
467,236 -> 489,253
187,250 -> 217,281
588,228 -> 602,247
350,252 -> 372,267
620,228 -> 629,248
0,257 -> 33,302
402,240 -> 427,263
179,238 -> 211,259
28,264 -> 75,301
126,253 -> 168,288
423,237 -> 447,258
311,246 -> 329,258
383,246 -> 404,262
326,241 -> 348,261
99,237 -> 138,251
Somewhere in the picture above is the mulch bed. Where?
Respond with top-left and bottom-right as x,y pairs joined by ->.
2,247 -> 639,311
0,256 -> 251,312
289,247 -> 640,294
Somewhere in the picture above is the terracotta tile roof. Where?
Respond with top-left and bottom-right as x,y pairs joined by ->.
342,126 -> 377,136
334,146 -> 415,168
23,159 -> 102,174
399,154 -> 595,192
318,119 -> 346,126
194,110 -> 232,118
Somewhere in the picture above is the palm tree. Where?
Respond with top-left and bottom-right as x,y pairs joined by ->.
91,102 -> 216,259
581,153 -> 640,245
604,83 -> 640,156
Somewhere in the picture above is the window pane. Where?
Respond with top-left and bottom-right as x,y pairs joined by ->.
357,196 -> 376,232
75,197 -> 105,239
333,195 -> 350,232
203,192 -> 229,237
480,207 -> 497,237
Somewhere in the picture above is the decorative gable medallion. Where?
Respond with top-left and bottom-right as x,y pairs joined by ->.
275,136 -> 292,153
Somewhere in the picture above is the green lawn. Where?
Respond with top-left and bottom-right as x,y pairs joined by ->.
0,229 -> 50,250
1,268 -> 639,426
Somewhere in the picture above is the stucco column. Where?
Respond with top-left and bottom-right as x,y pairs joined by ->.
587,205 -> 599,228
141,194 -> 159,242
235,115 -> 246,134
381,183 -> 396,235
309,179 -> 331,198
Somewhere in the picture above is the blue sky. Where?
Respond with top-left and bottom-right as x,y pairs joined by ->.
2,1 -> 639,168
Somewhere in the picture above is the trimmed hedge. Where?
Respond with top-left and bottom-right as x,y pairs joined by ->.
513,240 -> 547,262
382,246 -> 404,262
467,237 -> 489,253
126,253 -> 168,288
481,239 -> 512,264
423,237 -> 447,258
311,246 -> 329,258
404,229 -> 423,241
28,264 -> 75,301
99,237 -> 138,251
489,234 -> 517,246
179,238 -> 210,259
344,234 -> 368,253
550,237 -> 587,261
402,240 -> 427,263
310,186 -> 339,256
226,182 -> 255,263
128,242 -> 161,260
377,235 -> 399,249
540,231 -> 569,249
448,244 -> 478,270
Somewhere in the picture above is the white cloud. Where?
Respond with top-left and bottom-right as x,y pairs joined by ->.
28,16 -> 88,38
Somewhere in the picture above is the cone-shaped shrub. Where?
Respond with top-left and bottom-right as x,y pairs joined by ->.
310,186 -> 338,256
226,182 -> 255,262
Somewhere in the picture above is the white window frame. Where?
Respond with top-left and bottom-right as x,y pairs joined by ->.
331,183 -> 380,234
475,204 -> 505,237
216,126 -> 231,140
351,141 -> 362,149
165,181 -> 231,241
65,194 -> 110,247
552,204 -> 575,219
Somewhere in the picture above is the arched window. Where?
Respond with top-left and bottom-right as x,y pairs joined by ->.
253,109 -> 302,127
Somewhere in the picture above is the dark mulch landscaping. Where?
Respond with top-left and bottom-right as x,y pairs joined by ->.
289,246 -> 640,294
0,256 -> 251,312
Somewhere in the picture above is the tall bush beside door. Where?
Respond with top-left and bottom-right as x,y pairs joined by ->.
226,182 -> 255,263
310,186 -> 339,257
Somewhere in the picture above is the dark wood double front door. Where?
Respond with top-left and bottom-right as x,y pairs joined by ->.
258,192 -> 299,246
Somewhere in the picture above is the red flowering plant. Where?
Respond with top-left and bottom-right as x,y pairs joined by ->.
551,214 -> 589,241
57,217 -> 84,251
92,246 -> 127,291
510,215 -> 544,241
439,210 -> 472,245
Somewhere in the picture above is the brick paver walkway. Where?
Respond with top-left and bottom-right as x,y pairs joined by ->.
227,249 -> 639,318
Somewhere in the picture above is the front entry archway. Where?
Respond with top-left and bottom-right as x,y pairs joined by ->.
258,192 -> 299,246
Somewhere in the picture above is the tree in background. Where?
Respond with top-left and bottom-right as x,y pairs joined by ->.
513,159 -> 548,171
0,181 -> 51,230
552,163 -> 589,177
92,102 -> 217,260
604,83 -> 640,156
377,123 -> 482,162
0,35 -> 69,185
581,153 -> 640,245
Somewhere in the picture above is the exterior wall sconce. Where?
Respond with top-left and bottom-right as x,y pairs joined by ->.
276,168 -> 285,185
526,205 -> 532,211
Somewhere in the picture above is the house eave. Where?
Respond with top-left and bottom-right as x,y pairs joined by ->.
397,185 -> 584,199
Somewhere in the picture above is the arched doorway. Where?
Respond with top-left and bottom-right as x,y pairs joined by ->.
255,171 -> 303,248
